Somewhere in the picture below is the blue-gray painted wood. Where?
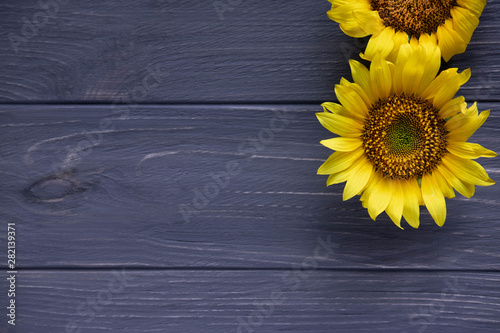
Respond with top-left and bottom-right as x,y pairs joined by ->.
1,1 -> 500,332
4,270 -> 499,333
1,104 -> 498,270
0,0 -> 499,102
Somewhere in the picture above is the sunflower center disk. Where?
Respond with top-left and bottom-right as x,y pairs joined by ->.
361,94 -> 448,180
370,0 -> 456,37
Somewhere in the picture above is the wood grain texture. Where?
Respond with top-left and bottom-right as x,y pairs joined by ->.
1,104 -> 499,269
4,270 -> 499,333
0,0 -> 499,102
2,2 -> 500,332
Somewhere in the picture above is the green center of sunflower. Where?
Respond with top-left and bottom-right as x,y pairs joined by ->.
387,117 -> 419,154
361,94 -> 448,180
370,0 -> 457,37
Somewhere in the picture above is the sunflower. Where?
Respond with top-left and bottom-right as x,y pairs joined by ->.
317,41 -> 496,228
327,0 -> 486,62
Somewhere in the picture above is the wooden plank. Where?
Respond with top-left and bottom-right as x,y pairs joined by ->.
0,1 -> 499,102
4,270 -> 500,332
1,104 -> 499,269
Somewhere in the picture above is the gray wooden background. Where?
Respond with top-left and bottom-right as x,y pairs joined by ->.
1,1 -> 499,332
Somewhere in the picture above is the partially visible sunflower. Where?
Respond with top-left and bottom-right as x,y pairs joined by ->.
317,41 -> 496,228
327,0 -> 486,62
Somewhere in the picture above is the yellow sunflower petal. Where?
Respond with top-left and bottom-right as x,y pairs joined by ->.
367,175 -> 392,221
352,9 -> 385,36
447,142 -> 498,159
370,53 -> 393,100
327,0 -> 375,38
385,180 -> 404,229
359,171 -> 376,208
321,102 -> 344,114
445,113 -> 467,132
393,44 -> 412,94
317,149 -> 364,175
445,101 -> 481,132
401,46 -> 427,95
437,19 -> 467,62
316,112 -> 363,137
335,84 -> 369,119
409,36 -> 419,49
361,27 -> 396,62
341,77 -> 373,110
442,154 -> 495,187
437,164 -> 476,198
321,102 -> 344,113
327,169 -> 350,186
429,69 -> 471,109
433,168 -> 456,199
418,33 -> 439,53
343,158 -> 373,201
447,108 -> 490,142
451,6 -> 479,45
415,35 -> 441,95
387,30 -> 411,63
349,60 -> 375,102
339,77 -> 349,87
463,101 -> 479,117
320,137 -> 363,152
421,68 -> 455,100
422,173 -> 447,227
439,96 -> 466,119
456,0 -> 486,18
402,180 -> 421,229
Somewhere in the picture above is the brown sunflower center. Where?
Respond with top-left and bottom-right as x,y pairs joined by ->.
361,94 -> 448,180
370,0 -> 456,37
